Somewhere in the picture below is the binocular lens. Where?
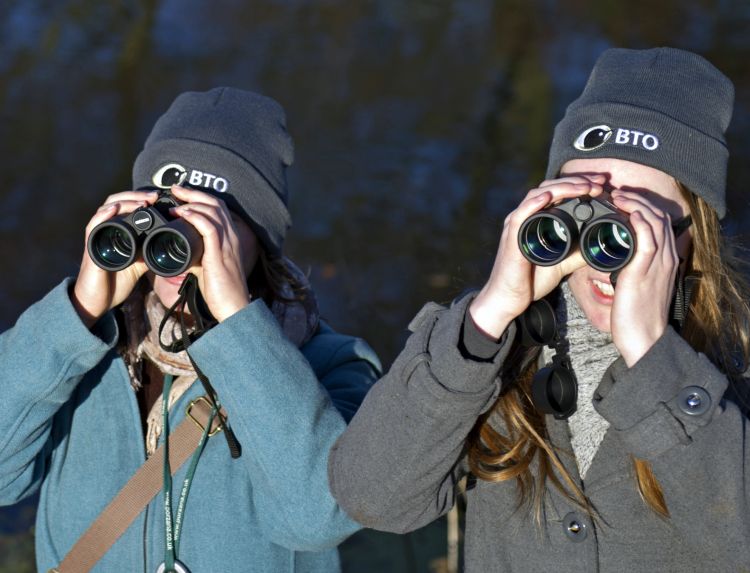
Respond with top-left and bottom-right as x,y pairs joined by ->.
521,216 -> 570,264
145,230 -> 190,275
90,226 -> 135,269
583,221 -> 632,269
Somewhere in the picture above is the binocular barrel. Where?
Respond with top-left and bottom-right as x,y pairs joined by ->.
517,197 -> 635,272
87,194 -> 203,277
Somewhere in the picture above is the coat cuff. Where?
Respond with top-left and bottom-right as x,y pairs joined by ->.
461,304 -> 506,360
56,278 -> 119,352
594,327 -> 728,458
420,294 -> 515,397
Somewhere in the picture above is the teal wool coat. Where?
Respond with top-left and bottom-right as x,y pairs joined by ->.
0,279 -> 380,573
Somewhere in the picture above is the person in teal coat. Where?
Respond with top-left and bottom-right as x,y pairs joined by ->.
0,87 -> 380,573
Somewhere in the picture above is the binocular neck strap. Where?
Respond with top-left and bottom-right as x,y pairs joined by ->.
158,274 -> 242,459
671,272 -> 701,333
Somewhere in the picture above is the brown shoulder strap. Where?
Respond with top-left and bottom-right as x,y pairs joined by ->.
49,396 -> 223,573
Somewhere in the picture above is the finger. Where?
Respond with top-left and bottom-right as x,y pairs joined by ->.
526,179 -> 604,204
97,199 -> 150,215
85,203 -> 123,237
169,185 -> 237,235
556,248 -> 587,278
625,210 -> 659,274
172,202 -> 239,251
172,202 -> 225,229
505,191 -> 552,231
613,191 -> 682,262
610,190 -> 665,217
102,190 -> 159,205
612,193 -> 668,240
169,185 -> 228,211
537,173 -> 607,189
175,208 -> 223,257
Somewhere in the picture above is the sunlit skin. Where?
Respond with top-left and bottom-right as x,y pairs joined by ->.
469,158 -> 692,367
150,188 -> 260,312
561,159 -> 692,336
72,185 -> 259,327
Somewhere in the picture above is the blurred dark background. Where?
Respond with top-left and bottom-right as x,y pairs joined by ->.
1,1 -> 749,571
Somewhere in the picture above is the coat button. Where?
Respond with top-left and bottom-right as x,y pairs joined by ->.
677,386 -> 711,416
562,512 -> 588,542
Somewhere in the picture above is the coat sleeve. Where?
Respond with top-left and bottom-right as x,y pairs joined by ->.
594,326 -> 750,563
328,295 -> 516,534
186,299 -> 381,552
0,279 -> 119,504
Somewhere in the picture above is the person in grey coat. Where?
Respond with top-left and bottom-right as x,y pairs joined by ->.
329,48 -> 750,572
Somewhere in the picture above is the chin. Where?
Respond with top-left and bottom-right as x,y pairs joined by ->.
151,275 -> 186,308
583,305 -> 612,333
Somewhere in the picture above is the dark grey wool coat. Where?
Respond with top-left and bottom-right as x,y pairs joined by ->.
329,294 -> 750,573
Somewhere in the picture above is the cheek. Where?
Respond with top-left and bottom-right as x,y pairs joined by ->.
567,268 -> 588,300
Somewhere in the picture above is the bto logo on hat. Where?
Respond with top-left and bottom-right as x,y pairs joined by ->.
546,47 -> 734,218
572,124 -> 660,152
150,162 -> 230,193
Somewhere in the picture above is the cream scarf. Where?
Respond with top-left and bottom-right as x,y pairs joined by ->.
119,258 -> 320,456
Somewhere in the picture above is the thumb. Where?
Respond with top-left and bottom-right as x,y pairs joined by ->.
557,250 -> 586,278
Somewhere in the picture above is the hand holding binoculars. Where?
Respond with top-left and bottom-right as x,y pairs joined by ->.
87,191 -> 203,277
517,195 -> 635,274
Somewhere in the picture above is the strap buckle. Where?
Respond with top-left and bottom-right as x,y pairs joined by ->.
186,396 -> 223,437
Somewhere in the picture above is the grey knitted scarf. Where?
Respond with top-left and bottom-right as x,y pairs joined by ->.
542,281 -> 620,479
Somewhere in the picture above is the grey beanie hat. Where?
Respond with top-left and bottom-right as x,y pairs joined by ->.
546,47 -> 734,218
132,87 -> 294,254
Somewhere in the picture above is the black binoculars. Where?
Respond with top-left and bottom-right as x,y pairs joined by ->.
87,191 -> 203,277
517,196 -> 635,272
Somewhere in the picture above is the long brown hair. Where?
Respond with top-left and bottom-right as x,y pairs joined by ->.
467,186 -> 750,522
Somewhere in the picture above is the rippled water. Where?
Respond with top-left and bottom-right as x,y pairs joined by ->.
1,1 -> 749,570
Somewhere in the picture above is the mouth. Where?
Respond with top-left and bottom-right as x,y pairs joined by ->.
591,278 -> 615,301
163,272 -> 189,286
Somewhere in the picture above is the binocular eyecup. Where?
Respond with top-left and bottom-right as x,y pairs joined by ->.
87,192 -> 203,277
518,197 -> 635,273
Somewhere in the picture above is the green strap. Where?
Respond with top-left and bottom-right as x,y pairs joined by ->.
161,374 -> 217,572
